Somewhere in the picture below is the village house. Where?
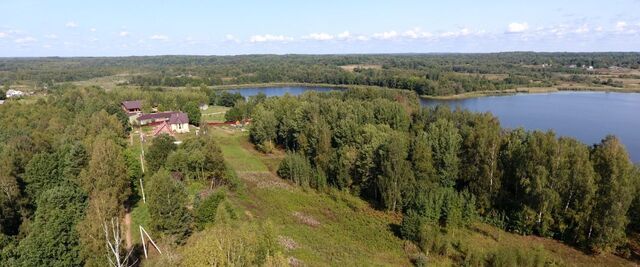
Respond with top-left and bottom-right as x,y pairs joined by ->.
121,100 -> 142,113
121,100 -> 143,124
138,111 -> 190,133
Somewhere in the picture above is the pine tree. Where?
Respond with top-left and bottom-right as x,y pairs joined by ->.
147,169 -> 192,243
425,119 -> 461,188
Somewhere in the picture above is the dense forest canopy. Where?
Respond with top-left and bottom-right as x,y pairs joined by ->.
1,52 -> 639,96
246,88 -> 640,256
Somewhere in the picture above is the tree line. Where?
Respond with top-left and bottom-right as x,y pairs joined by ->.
247,88 -> 640,255
2,53 -> 640,96
0,84 -> 249,266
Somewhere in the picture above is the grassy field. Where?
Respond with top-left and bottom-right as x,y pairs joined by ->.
209,127 -> 411,266
200,105 -> 230,122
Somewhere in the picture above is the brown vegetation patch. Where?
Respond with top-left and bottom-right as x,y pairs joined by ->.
278,235 -> 298,251
292,211 -> 321,227
339,64 -> 382,72
288,256 -> 304,267
237,171 -> 292,190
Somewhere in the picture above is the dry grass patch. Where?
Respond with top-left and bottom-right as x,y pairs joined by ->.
340,64 -> 382,72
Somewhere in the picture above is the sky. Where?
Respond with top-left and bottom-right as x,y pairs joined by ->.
0,0 -> 639,56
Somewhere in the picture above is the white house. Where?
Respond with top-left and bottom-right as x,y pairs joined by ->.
169,112 -> 190,133
137,111 -> 190,133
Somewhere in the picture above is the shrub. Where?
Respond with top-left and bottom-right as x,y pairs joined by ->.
194,190 -> 226,229
411,253 -> 428,267
256,140 -> 275,154
277,152 -> 313,187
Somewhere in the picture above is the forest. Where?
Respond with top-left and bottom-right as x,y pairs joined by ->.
246,88 -> 640,261
1,52 -> 639,96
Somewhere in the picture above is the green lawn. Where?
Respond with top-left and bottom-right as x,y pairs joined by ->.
130,202 -> 150,245
201,105 -> 230,122
210,128 -> 268,172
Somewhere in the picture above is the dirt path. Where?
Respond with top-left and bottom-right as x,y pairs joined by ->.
124,212 -> 132,249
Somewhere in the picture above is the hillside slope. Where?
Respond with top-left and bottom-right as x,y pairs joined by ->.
207,127 -> 635,266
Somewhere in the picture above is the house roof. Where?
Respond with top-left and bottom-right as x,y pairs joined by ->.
152,121 -> 175,136
137,111 -> 174,121
169,112 -> 189,124
138,111 -> 189,125
121,100 -> 142,110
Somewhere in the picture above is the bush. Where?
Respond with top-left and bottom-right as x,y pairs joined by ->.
194,190 -> 226,229
486,246 -> 558,267
411,253 -> 428,267
179,222 -> 286,267
256,140 -> 275,154
277,152 -> 313,187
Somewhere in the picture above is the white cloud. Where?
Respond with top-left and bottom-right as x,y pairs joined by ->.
65,21 -> 78,28
14,37 -> 36,43
574,24 -> 589,34
402,28 -> 433,39
150,34 -> 169,41
225,34 -> 240,43
249,34 -> 294,43
44,34 -> 58,39
355,35 -> 370,41
616,21 -> 627,31
42,44 -> 52,49
119,31 -> 130,37
90,28 -> 97,32
441,28 -> 471,38
0,32 -> 6,38
303,32 -> 334,41
507,22 -> 529,33
372,31 -> 398,40
337,31 -> 351,39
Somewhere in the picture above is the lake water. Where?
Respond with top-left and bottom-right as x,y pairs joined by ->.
229,87 -> 640,162
226,86 -> 341,98
423,92 -> 640,162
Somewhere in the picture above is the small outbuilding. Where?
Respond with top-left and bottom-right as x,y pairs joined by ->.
121,100 -> 142,114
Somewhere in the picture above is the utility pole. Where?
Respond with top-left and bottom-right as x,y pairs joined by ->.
139,225 -> 162,258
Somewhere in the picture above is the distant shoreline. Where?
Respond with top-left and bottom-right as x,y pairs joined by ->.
170,82 -> 640,100
421,86 -> 640,100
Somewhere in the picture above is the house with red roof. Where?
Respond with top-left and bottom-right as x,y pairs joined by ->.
138,111 -> 190,133
121,100 -> 143,124
121,100 -> 142,113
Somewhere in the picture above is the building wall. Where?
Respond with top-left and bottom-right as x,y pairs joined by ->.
171,123 -> 190,133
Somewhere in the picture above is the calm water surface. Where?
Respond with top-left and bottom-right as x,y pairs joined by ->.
229,87 -> 640,162
226,86 -> 341,98
423,92 -> 640,162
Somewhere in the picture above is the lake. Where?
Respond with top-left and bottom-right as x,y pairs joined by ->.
423,92 -> 640,162
226,86 -> 342,98
228,87 -> 640,162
